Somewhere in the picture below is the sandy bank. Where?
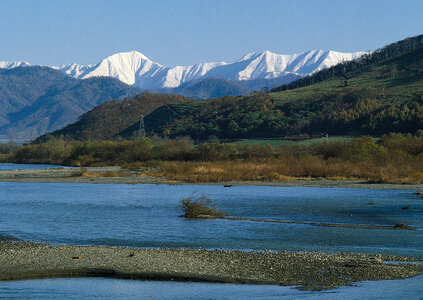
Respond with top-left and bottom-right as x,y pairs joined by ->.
1,167 -> 423,190
1,241 -> 422,291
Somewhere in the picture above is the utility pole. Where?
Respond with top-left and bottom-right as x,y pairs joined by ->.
139,114 -> 145,138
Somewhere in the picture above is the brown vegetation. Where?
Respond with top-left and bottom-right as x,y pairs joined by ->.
0,142 -> 19,162
180,195 -> 226,218
0,153 -> 12,163
6,133 -> 423,184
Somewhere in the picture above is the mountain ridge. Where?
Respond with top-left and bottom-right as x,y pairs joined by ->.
0,66 -> 143,141
0,61 -> 31,69
1,49 -> 365,90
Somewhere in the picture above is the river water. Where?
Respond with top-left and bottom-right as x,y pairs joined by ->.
1,163 -> 422,299
0,163 -> 65,170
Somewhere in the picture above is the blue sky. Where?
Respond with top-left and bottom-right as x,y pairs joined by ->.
1,0 -> 422,66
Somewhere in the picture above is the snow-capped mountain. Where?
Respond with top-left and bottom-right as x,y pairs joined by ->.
55,50 -> 365,89
0,61 -> 31,69
55,51 -> 166,88
1,49 -> 365,90
55,51 -> 228,89
225,50 -> 364,80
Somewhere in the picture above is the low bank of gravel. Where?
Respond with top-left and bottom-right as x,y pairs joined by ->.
1,167 -> 423,190
0,167 -> 160,184
1,241 -> 422,291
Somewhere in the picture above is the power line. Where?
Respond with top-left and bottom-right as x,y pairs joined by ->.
139,114 -> 145,138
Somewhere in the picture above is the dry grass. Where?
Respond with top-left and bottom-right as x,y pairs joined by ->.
0,153 -> 13,163
9,135 -> 423,184
193,165 -> 225,174
69,170 -> 123,178
81,172 -> 102,178
180,195 -> 226,218
146,158 -> 423,184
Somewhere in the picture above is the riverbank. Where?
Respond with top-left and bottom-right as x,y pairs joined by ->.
0,166 -> 160,184
1,241 -> 422,291
1,166 -> 423,190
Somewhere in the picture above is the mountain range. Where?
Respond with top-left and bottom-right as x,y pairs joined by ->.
0,61 -> 30,69
37,34 -> 423,142
2,50 -> 365,91
0,48 -> 367,141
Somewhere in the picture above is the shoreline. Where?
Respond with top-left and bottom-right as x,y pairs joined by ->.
1,241 -> 423,291
0,167 -> 422,190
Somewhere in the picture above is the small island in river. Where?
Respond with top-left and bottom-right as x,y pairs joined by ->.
1,241 -> 423,291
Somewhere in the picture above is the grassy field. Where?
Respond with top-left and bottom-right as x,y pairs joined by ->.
230,136 -> 357,147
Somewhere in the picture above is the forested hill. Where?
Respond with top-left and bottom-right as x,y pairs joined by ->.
34,93 -> 193,143
271,34 -> 423,92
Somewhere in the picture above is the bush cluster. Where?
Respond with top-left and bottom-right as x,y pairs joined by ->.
6,133 -> 423,183
180,195 -> 226,218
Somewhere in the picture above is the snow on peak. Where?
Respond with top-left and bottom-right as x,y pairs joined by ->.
0,61 -> 31,69
111,50 -> 151,61
237,52 -> 259,62
3,49 -> 365,89
56,51 -> 163,86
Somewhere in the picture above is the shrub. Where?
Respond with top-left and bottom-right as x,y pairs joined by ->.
0,142 -> 20,154
180,195 -> 226,218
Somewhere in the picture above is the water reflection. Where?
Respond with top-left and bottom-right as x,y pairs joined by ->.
1,275 -> 423,300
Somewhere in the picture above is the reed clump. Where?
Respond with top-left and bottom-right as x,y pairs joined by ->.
180,195 -> 226,218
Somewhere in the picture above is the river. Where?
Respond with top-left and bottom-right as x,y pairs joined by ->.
1,163 -> 422,299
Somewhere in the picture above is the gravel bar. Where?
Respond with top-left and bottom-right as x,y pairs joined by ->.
1,241 -> 422,291
1,167 -> 423,189
0,167 -> 160,184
